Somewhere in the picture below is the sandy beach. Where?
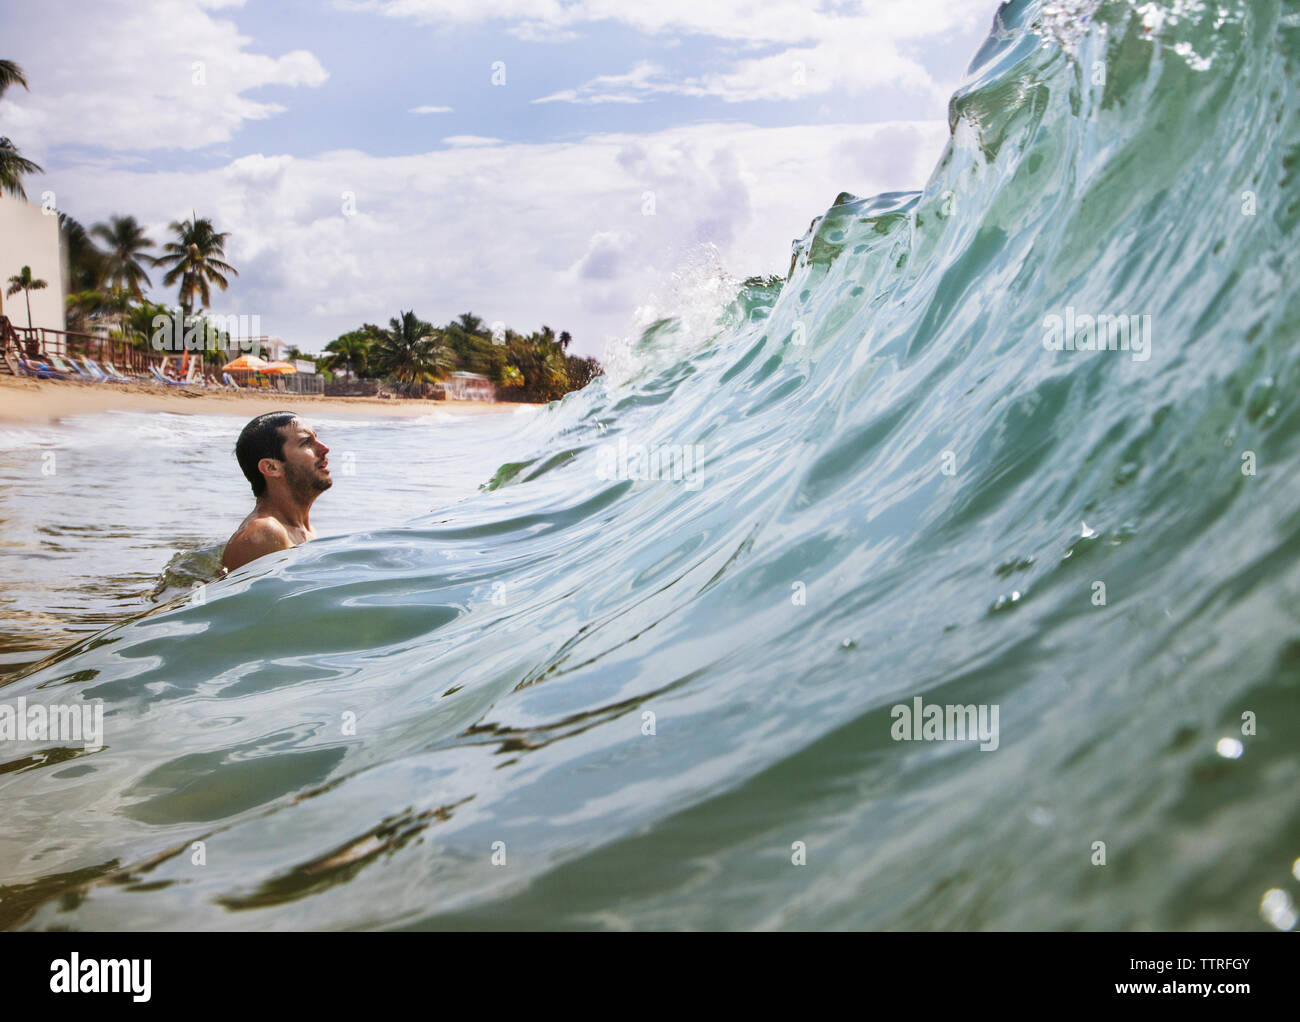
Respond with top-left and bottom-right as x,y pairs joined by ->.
0,374 -> 534,423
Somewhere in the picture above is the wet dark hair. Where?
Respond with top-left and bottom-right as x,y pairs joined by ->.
235,412 -> 299,497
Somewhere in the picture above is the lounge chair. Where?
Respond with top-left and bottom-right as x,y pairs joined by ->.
154,358 -> 187,384
48,354 -> 91,380
221,372 -> 241,389
102,361 -> 135,384
80,356 -> 113,382
18,354 -> 70,380
149,365 -> 187,386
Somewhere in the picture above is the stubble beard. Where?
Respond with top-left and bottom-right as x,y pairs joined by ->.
286,461 -> 332,498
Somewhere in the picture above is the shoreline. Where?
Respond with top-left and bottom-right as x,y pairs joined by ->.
0,375 -> 536,423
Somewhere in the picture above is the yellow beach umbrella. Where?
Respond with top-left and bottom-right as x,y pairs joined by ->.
262,361 -> 298,374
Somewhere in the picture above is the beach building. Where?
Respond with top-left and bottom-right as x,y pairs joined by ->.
250,335 -> 287,361
446,371 -> 496,401
0,193 -> 67,341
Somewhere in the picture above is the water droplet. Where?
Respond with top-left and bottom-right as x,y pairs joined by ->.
1215,737 -> 1244,759
1080,521 -> 1097,539
990,590 -> 1023,613
1260,889 -> 1298,931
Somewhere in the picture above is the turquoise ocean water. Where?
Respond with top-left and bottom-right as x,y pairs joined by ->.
1,0 -> 1298,930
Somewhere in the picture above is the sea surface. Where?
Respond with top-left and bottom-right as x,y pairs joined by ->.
1,0 -> 1299,930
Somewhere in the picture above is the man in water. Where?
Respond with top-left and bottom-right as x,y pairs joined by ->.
222,412 -> 332,572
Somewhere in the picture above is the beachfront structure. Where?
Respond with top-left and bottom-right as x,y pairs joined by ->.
0,193 -> 66,336
246,335 -> 287,361
445,371 -> 496,401
201,333 -> 284,362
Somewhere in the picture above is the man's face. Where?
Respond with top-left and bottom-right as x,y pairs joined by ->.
277,420 -> 332,495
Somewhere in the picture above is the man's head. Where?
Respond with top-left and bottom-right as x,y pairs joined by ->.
235,412 -> 332,499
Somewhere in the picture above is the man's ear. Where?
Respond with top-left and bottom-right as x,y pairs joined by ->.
258,457 -> 283,483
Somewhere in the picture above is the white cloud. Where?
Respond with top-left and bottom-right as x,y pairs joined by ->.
573,230 -> 635,281
442,135 -> 503,146
349,0 -> 985,41
0,0 -> 327,156
534,61 -> 665,105
358,0 -> 995,104
505,22 -> 583,43
42,119 -> 950,357
410,105 -> 455,114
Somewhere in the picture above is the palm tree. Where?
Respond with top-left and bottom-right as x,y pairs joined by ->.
65,289 -> 108,329
324,330 -> 374,378
91,215 -> 154,297
6,266 -> 48,329
456,311 -> 485,336
97,288 -> 134,340
0,137 -> 42,200
59,213 -> 107,293
65,287 -> 135,340
0,60 -> 29,97
373,310 -> 453,385
0,62 -> 41,199
507,334 -> 569,401
126,300 -> 173,349
540,348 -> 569,395
153,213 -> 237,321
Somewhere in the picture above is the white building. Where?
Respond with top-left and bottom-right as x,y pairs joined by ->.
0,193 -> 66,336
445,371 -> 496,401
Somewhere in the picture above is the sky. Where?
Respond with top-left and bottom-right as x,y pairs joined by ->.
0,0 -> 1000,357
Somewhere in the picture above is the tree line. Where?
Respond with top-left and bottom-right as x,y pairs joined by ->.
324,312 -> 602,402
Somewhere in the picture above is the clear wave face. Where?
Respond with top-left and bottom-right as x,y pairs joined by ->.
2,0 -> 1299,930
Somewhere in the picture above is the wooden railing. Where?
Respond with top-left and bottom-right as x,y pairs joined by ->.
2,320 -> 210,377
2,318 -> 322,390
26,327 -> 167,373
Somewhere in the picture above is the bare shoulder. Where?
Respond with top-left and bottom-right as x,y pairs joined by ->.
222,514 -> 294,571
